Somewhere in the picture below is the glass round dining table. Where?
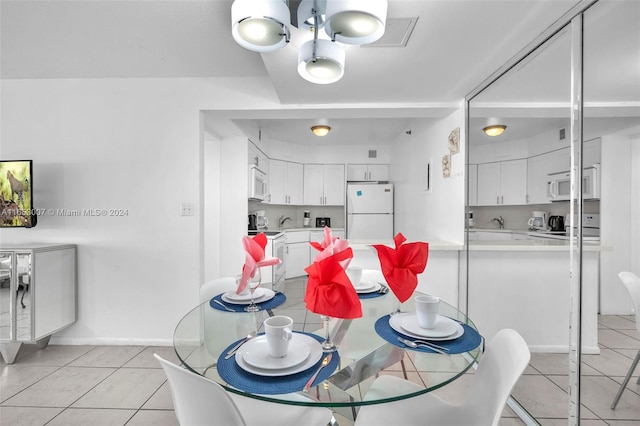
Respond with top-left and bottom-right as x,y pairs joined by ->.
173,284 -> 482,411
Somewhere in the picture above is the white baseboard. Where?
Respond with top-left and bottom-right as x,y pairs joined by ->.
50,336 -> 173,346
528,345 -> 601,355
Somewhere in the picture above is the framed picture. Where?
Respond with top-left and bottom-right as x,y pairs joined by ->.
0,160 -> 36,228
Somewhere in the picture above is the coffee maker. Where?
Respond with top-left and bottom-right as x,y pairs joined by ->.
528,210 -> 548,231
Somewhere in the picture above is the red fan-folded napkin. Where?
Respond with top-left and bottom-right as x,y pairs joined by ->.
237,233 -> 281,294
372,233 -> 429,303
304,248 -> 362,319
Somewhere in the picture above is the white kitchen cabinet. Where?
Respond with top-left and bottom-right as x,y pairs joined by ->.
303,164 -> 345,206
247,140 -> 268,171
285,230 -> 310,279
477,159 -> 527,206
527,148 -> 570,204
346,164 -> 389,181
268,160 -> 303,205
468,164 -> 478,205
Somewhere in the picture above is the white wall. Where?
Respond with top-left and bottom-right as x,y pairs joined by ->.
390,106 -> 466,244
0,77 -> 280,344
600,126 -> 640,314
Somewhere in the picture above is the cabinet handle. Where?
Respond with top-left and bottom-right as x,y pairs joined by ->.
255,156 -> 259,166
320,196 -> 323,205
497,196 -> 499,204
364,172 -> 367,180
501,196 -> 504,204
368,171 -> 371,180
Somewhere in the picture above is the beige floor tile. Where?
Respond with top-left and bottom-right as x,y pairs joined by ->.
123,346 -> 180,368
582,348 -> 640,377
1,366 -> 115,407
548,375 -> 640,420
599,316 -> 637,330
599,330 -> 640,350
127,409 -> 179,426
9,345 -> 95,367
46,408 -> 135,425
0,406 -> 63,425
141,381 -> 174,410
69,346 -> 145,368
606,421 -> 640,425
499,417 -> 526,425
72,368 -> 166,409
0,364 -> 58,402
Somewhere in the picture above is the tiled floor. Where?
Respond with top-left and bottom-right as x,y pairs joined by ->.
1,280 -> 639,425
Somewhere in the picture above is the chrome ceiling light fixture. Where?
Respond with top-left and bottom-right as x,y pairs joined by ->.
483,125 -> 507,137
230,0 -> 388,84
231,0 -> 291,52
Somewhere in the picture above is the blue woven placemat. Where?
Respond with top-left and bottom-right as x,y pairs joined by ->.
374,314 -> 482,354
216,332 -> 340,394
358,290 -> 386,300
210,292 -> 286,313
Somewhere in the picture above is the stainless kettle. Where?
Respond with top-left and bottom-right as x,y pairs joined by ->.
548,215 -> 565,232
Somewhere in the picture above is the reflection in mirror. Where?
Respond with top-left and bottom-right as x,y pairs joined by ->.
583,0 -> 640,415
467,0 -> 640,422
467,21 -> 577,423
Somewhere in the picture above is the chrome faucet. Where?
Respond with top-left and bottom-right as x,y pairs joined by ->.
491,216 -> 505,229
279,215 -> 292,227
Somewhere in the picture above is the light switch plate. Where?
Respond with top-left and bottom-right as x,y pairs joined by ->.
181,203 -> 194,216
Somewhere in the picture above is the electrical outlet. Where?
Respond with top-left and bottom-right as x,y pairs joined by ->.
181,203 -> 194,216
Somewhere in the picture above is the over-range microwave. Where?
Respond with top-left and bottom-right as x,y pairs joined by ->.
547,164 -> 600,202
248,164 -> 268,201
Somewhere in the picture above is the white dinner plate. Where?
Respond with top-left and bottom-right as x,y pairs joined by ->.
223,287 -> 266,302
235,334 -> 323,377
354,280 -> 377,291
399,314 -> 459,338
356,282 -> 382,294
241,336 -> 311,370
222,288 -> 275,305
389,313 -> 464,341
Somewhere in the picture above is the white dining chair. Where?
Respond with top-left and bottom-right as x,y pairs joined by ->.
154,353 -> 333,426
611,271 -> 640,409
354,328 -> 530,426
199,277 -> 237,302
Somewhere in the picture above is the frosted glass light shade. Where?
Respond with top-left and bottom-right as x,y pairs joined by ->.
324,0 -> 387,45
297,39 -> 345,84
231,0 -> 291,52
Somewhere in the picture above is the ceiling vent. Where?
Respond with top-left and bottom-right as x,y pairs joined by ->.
360,18 -> 418,48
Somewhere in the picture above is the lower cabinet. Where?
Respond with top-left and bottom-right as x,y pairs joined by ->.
285,231 -> 310,279
0,244 -> 77,364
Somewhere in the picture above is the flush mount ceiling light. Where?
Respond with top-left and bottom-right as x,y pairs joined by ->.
311,125 -> 331,136
483,125 -> 507,137
231,0 -> 388,84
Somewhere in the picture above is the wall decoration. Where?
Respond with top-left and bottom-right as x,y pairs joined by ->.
448,127 -> 460,154
442,154 -> 450,178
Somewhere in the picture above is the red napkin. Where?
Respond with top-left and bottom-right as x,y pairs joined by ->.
304,248 -> 362,319
237,233 -> 281,294
372,233 -> 429,303
310,226 -> 351,269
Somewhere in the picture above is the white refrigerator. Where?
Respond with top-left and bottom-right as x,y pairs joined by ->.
346,183 -> 394,240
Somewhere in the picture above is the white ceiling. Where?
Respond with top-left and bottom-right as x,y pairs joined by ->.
2,0 -> 638,146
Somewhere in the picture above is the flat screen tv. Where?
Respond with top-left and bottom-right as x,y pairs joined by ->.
0,160 -> 37,228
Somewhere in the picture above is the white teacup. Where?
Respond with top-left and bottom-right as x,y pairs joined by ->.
346,266 -> 363,287
264,316 -> 293,358
415,295 -> 440,329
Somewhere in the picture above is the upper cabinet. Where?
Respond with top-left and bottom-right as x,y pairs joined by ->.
268,160 -> 303,205
303,164 -> 345,206
346,164 -> 389,181
248,140 -> 268,171
477,159 -> 527,206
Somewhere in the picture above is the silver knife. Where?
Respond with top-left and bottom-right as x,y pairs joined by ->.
213,299 -> 235,312
303,353 -> 333,391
